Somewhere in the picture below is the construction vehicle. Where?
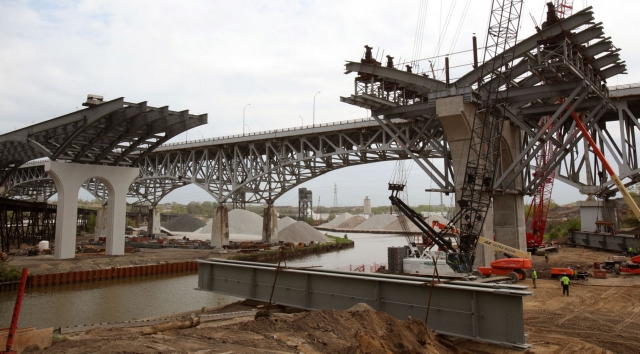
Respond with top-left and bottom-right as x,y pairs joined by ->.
475,237 -> 532,282
613,255 -> 640,275
431,220 -> 459,235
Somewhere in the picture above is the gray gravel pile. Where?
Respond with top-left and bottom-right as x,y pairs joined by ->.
384,216 -> 422,233
355,214 -> 397,230
161,214 -> 206,232
228,209 -> 263,235
323,212 -> 353,227
278,221 -> 331,243
278,216 -> 297,231
336,216 -> 365,229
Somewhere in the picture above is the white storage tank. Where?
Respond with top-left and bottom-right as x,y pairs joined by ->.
38,240 -> 50,250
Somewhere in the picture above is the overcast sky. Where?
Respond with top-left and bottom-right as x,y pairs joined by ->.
1,0 -> 638,208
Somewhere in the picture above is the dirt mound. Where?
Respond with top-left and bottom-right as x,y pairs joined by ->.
161,214 -> 206,232
355,214 -> 397,230
239,303 -> 448,353
385,216 -> 422,233
336,216 -> 365,229
278,221 -> 330,243
323,212 -> 353,227
228,209 -> 263,235
277,216 -> 297,231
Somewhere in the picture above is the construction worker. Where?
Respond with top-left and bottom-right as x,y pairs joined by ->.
629,246 -> 634,257
573,268 -> 578,279
545,251 -> 549,263
561,275 -> 570,296
531,269 -> 538,289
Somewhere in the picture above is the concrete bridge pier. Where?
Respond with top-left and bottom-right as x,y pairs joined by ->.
262,204 -> 278,244
493,121 -> 527,256
436,96 -> 494,267
45,161 -> 139,259
211,205 -> 229,248
94,205 -> 108,241
147,207 -> 162,237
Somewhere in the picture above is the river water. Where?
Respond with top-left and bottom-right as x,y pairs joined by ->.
0,232 -> 406,329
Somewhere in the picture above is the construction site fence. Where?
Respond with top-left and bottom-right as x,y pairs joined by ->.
0,261 -> 199,291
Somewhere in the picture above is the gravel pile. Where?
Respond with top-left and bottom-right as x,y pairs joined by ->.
355,214 -> 397,230
323,212 -> 353,227
278,221 -> 330,243
229,209 -> 263,235
278,216 -> 297,231
161,214 -> 206,232
336,216 -> 365,229
385,216 -> 422,233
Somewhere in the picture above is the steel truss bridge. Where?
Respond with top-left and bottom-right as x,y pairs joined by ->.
6,118 -> 448,207
4,7 -> 640,209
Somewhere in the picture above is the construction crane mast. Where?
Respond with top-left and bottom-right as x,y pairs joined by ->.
525,1 -> 573,251
446,0 -> 524,271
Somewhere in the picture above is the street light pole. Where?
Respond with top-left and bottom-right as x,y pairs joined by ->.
313,91 -> 321,126
299,115 -> 303,127
243,103 -> 251,135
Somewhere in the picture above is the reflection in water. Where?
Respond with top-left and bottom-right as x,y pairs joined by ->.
0,273 -> 239,329
0,232 -> 404,329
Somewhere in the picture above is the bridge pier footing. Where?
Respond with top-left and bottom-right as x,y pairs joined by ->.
262,204 -> 278,244
211,205 -> 229,248
45,161 -> 139,259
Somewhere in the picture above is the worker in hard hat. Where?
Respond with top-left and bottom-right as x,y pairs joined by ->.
531,268 -> 538,289
560,275 -> 571,296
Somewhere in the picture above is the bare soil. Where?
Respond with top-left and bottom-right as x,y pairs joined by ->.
15,245 -> 640,353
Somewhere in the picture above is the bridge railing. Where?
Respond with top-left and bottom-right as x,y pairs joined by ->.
610,83 -> 640,91
160,117 -> 376,148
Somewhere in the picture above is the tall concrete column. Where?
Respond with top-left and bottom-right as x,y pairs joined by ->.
262,204 -> 278,244
147,207 -> 161,236
211,205 -> 229,248
94,205 -> 108,241
493,121 -> 527,255
45,161 -> 139,259
436,95 -> 494,267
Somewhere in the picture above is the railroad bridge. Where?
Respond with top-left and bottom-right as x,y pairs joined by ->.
2,6 -> 639,262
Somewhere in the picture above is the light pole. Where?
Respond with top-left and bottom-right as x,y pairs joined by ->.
243,103 -> 251,135
299,116 -> 303,128
313,91 -> 321,126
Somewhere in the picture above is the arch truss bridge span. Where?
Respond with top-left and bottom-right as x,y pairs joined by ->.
7,118 -> 453,206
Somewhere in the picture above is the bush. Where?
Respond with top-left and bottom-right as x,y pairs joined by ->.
0,262 -> 21,282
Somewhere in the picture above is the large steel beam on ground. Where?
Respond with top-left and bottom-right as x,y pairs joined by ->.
45,161 -> 138,259
197,259 -> 533,349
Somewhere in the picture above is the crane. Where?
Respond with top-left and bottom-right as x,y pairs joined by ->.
525,1 -> 573,253
390,0 -> 525,277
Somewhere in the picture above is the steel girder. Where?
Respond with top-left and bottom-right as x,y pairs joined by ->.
0,98 -> 207,185
197,259 -> 533,349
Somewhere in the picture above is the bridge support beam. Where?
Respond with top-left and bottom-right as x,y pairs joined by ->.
147,207 -> 161,236
436,96 -> 494,267
45,161 -> 139,259
211,205 -> 229,248
262,204 -> 278,244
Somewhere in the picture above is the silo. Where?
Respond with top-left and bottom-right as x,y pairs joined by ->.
364,196 -> 371,215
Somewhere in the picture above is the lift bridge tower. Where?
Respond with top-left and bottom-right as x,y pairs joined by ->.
298,188 -> 313,221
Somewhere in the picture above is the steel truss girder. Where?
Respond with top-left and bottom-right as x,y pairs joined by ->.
137,119 -> 447,204
197,259 -> 533,349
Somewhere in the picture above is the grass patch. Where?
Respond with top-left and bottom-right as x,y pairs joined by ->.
326,234 -> 353,244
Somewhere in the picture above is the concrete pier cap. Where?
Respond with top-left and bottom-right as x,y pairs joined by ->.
45,161 -> 139,259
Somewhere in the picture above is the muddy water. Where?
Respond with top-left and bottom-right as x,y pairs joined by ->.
0,273 -> 240,329
0,232 -> 404,329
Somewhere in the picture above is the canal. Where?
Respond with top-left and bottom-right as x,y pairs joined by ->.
0,232 -> 406,329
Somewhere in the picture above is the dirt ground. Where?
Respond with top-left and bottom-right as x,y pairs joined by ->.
14,246 -> 640,353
